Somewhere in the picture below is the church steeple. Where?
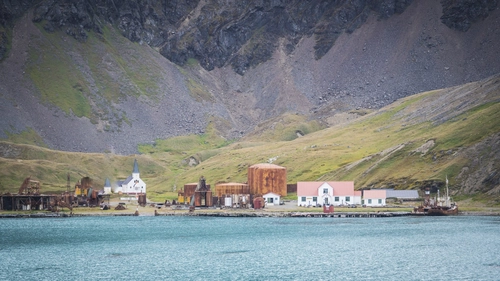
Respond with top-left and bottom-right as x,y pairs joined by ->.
133,159 -> 139,175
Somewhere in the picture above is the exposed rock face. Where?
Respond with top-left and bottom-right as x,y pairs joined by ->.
7,0 -> 495,72
30,0 -> 199,44
440,0 -> 499,31
0,0 -> 36,60
161,0 -> 414,75
0,0 -> 499,155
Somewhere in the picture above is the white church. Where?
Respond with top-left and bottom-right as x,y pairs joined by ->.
114,159 -> 147,195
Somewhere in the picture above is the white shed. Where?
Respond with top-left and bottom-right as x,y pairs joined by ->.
263,192 -> 281,206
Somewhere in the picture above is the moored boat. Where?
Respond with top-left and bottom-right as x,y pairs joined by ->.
412,176 -> 458,216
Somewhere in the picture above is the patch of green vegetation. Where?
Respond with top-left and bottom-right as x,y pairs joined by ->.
186,78 -> 214,103
433,102 -> 500,151
2,128 -> 47,147
27,23 -> 92,118
244,113 -> 325,142
186,58 -> 199,67
86,25 -> 161,101
455,193 -> 500,207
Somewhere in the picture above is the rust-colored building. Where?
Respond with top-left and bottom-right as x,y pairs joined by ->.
193,177 -> 213,207
179,177 -> 213,207
178,183 -> 198,204
214,182 -> 251,208
247,163 -> 287,196
214,182 -> 250,197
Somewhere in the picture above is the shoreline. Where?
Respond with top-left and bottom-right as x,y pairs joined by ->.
1,209 -> 500,218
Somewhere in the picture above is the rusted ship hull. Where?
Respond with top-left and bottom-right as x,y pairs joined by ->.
427,206 -> 458,216
413,205 -> 458,216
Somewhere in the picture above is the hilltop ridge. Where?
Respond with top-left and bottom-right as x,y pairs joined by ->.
0,0 -> 499,154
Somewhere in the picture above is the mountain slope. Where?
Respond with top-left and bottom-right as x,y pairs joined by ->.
1,73 -> 499,204
0,0 -> 499,156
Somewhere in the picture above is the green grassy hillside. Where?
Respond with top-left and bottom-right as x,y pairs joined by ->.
1,74 -> 499,204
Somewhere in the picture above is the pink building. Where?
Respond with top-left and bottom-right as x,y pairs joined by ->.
362,189 -> 387,206
297,181 -> 361,207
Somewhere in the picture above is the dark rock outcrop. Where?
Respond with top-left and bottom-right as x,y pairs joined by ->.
161,0 -> 414,75
30,0 -> 198,45
0,0 -> 36,60
4,0 -> 497,71
440,0 -> 499,31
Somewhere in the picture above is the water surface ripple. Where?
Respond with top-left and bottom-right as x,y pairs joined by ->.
1,216 -> 499,280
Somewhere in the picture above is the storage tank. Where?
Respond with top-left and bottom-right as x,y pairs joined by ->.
253,197 -> 264,209
138,194 -> 147,207
247,163 -> 287,196
214,182 -> 249,197
224,196 -> 232,207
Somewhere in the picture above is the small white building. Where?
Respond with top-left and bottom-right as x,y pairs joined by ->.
103,178 -> 112,194
114,159 -> 146,195
363,190 -> 386,207
263,192 -> 281,206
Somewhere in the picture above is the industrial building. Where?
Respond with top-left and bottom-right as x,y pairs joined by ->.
178,177 -> 213,207
248,163 -> 287,197
214,182 -> 250,208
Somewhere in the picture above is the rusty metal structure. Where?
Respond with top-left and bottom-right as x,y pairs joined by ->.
18,176 -> 40,195
138,194 -> 147,207
213,182 -> 250,208
1,176 -> 52,211
179,180 -> 211,205
71,176 -> 109,207
1,175 -> 112,211
1,193 -> 55,211
247,163 -> 287,197
214,182 -> 250,197
192,176 -> 213,207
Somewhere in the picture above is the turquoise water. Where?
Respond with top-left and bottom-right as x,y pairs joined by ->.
1,216 -> 499,280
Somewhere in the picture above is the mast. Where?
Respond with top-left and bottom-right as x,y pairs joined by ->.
446,175 -> 449,207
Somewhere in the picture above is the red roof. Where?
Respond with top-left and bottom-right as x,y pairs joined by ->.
297,181 -> 354,197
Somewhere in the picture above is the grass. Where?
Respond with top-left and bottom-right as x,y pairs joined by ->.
186,78 -> 214,102
27,25 -> 92,118
3,128 -> 47,147
24,22 -> 169,130
1,73 -> 499,206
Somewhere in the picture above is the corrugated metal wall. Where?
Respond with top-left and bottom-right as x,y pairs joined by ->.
247,164 -> 287,196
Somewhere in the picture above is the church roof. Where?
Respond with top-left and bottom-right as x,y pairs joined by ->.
104,178 -> 111,187
122,175 -> 133,185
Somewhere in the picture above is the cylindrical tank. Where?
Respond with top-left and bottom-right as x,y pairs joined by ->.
138,194 -> 147,206
214,182 -> 249,197
253,197 -> 264,209
232,194 -> 240,207
224,196 -> 232,207
247,163 -> 287,196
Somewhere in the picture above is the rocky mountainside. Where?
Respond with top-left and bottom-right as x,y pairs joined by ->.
0,0 -> 499,154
